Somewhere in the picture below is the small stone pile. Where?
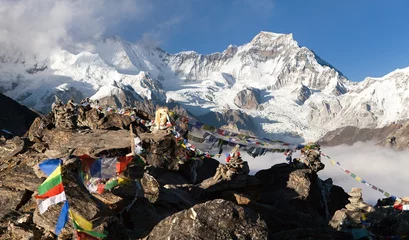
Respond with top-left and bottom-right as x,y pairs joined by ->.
293,148 -> 325,172
329,188 -> 375,230
52,98 -> 78,129
213,154 -> 249,182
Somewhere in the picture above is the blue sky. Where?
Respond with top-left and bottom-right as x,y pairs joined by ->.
117,0 -> 409,82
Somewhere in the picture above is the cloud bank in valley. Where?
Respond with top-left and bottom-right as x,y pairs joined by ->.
236,141 -> 409,205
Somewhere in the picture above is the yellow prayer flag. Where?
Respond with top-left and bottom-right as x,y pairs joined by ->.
330,160 -> 336,165
118,177 -> 132,186
43,166 -> 62,184
70,210 -> 93,231
356,176 -> 362,182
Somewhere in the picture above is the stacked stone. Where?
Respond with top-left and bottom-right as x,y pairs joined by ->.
293,149 -> 325,172
213,156 -> 249,181
345,188 -> 375,225
52,98 -> 78,129
305,149 -> 325,172
329,188 -> 375,230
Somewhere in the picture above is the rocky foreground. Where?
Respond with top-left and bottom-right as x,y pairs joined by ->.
0,99 -> 407,240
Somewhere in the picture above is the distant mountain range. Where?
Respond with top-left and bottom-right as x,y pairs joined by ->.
1,31 -> 409,144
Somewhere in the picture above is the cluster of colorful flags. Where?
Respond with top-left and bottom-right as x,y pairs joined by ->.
78,154 -> 137,194
36,159 -> 107,239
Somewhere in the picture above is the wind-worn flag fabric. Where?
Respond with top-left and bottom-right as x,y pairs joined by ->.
55,201 -> 70,235
39,158 -> 62,176
36,165 -> 67,214
71,210 -> 107,239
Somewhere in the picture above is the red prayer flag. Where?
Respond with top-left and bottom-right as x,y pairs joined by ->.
116,156 -> 133,175
36,183 -> 64,199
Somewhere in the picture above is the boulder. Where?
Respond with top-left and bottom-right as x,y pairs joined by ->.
141,173 -> 160,203
255,163 -> 348,220
41,129 -> 131,157
97,113 -> 132,130
139,130 -> 178,170
147,199 -> 268,240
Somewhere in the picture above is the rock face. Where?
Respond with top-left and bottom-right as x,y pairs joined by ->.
0,93 -> 39,136
234,88 -> 260,110
200,109 -> 258,135
147,199 -> 269,240
318,123 -> 405,147
255,163 -> 349,222
293,84 -> 312,105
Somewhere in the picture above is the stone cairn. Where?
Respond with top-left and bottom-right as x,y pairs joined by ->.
213,146 -> 250,182
329,188 -> 375,230
52,97 -> 78,129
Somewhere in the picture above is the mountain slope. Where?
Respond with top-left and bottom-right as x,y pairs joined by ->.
0,93 -> 39,136
0,31 -> 408,143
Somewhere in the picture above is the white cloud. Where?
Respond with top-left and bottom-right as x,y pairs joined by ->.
0,0 -> 151,58
232,141 -> 409,205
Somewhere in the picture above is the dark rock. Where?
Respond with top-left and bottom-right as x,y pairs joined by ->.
139,130 -> 178,170
194,157 -> 219,184
255,163 -> 347,221
269,227 -> 352,240
0,93 -> 39,136
192,173 -> 262,202
147,199 -> 268,240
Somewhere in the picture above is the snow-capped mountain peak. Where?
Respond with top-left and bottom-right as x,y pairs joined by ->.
1,31 -> 408,144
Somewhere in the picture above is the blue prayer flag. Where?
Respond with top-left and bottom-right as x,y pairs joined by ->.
39,159 -> 62,176
55,201 -> 69,235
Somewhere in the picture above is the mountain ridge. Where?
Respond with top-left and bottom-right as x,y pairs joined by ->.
0,31 -> 408,143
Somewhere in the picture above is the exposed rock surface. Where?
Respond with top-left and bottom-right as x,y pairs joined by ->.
147,199 -> 269,240
255,163 -> 348,222
1,97 -> 401,240
318,122 -> 406,148
234,88 -> 260,110
200,109 -> 258,135
293,84 -> 312,105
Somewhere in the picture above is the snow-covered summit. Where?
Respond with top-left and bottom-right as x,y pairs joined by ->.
0,31 -> 408,143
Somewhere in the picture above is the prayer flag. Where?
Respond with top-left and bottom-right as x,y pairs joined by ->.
55,201 -> 70,235
39,159 -> 62,176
